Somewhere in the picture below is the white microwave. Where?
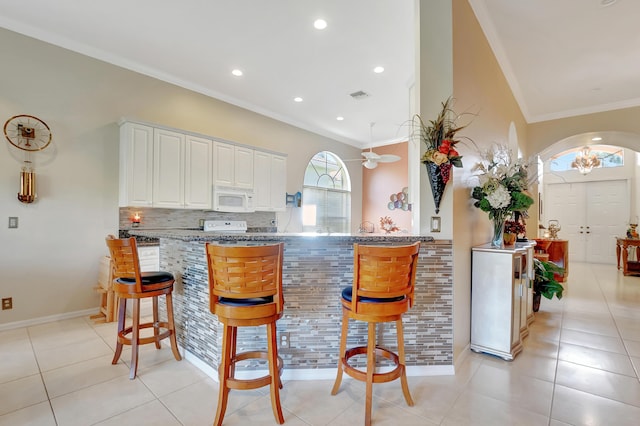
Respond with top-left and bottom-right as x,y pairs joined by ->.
213,186 -> 255,213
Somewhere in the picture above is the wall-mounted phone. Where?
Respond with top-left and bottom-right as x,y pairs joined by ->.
286,191 -> 302,207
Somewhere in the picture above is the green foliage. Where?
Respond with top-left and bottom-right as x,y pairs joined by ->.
533,258 -> 565,300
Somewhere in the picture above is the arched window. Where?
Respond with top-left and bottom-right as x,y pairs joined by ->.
302,151 -> 351,233
549,145 -> 624,173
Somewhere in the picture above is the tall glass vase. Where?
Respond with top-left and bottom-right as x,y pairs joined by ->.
491,211 -> 507,248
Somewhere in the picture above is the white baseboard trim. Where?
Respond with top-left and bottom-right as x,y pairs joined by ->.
0,308 -> 99,332
183,348 -> 454,382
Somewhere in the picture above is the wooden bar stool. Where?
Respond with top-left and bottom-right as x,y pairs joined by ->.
205,242 -> 285,426
105,235 -> 182,379
331,242 -> 420,426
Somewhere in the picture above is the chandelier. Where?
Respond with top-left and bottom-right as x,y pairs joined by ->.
571,146 -> 601,175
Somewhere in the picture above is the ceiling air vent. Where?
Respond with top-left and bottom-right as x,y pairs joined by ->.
349,90 -> 370,100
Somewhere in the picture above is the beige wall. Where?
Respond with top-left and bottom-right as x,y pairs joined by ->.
0,28 -> 362,325
450,0 -> 530,362
361,142 -> 411,232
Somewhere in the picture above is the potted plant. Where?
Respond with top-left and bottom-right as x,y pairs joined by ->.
532,258 -> 565,312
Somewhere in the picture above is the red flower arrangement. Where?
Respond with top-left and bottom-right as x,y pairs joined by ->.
504,220 -> 526,236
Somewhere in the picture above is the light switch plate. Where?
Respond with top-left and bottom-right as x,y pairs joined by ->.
430,216 -> 441,232
8,217 -> 18,229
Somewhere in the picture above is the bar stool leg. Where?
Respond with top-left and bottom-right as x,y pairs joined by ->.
396,319 -> 413,406
112,297 -> 126,365
331,309 -> 349,395
365,322 -> 376,426
267,322 -> 285,424
165,293 -> 182,360
152,296 -> 161,349
129,298 -> 140,379
214,324 -> 233,426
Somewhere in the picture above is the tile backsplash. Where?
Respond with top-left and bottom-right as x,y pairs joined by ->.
119,207 -> 277,232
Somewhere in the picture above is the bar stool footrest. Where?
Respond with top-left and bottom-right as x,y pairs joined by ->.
225,350 -> 284,390
341,346 -> 404,384
117,321 -> 173,346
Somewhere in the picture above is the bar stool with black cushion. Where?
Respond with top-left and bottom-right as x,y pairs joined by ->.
105,235 -> 182,380
205,242 -> 285,426
331,242 -> 421,425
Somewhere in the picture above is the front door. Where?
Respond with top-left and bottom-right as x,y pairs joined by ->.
545,180 -> 628,264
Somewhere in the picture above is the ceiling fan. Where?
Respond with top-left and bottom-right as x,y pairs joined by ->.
347,123 -> 401,169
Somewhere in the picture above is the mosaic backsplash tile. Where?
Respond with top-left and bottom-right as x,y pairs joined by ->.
153,234 -> 454,372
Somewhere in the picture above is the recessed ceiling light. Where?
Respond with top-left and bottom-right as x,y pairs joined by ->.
592,137 -> 603,141
231,69 -> 243,77
373,66 -> 385,74
294,97 -> 303,103
314,19 -> 327,30
336,116 -> 344,121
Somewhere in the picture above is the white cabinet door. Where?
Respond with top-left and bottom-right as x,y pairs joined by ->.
153,129 -> 184,208
234,146 -> 254,189
253,150 -> 271,210
214,141 -> 254,189
185,135 -> 212,209
213,141 -> 234,187
119,122 -> 153,207
270,154 -> 286,211
253,151 -> 287,211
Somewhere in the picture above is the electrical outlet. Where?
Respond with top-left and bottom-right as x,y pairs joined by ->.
279,332 -> 290,349
8,217 -> 18,229
2,297 -> 12,310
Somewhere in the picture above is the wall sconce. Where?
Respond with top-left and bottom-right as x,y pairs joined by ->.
18,161 -> 36,204
131,212 -> 141,227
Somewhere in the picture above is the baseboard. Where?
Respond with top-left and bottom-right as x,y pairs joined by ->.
0,308 -> 99,332
183,348 -> 454,382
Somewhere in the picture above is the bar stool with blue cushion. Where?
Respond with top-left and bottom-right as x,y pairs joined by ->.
331,242 -> 420,426
205,242 -> 285,426
105,235 -> 182,379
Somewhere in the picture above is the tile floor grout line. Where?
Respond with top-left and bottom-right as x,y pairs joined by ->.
26,325 -> 59,426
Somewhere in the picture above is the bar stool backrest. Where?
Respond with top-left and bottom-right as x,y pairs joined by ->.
206,243 -> 285,316
352,242 -> 420,315
105,235 -> 143,294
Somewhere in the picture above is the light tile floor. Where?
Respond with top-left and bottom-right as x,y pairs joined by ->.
1,262 -> 640,425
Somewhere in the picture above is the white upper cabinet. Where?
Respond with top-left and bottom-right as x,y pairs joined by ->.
214,141 -> 254,189
153,128 -> 185,208
254,151 -> 287,211
184,135 -> 213,209
120,121 -> 214,209
119,120 -> 284,210
119,122 -> 154,207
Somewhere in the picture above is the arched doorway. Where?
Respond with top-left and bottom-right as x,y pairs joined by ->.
538,132 -> 639,264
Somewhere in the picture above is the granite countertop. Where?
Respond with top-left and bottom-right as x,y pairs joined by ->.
127,229 -> 439,243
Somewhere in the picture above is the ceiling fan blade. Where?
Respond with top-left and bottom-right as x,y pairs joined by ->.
377,154 -> 401,163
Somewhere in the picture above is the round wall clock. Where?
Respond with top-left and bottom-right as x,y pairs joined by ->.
4,114 -> 52,151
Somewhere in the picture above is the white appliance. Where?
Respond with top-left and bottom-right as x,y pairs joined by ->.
212,186 -> 255,213
203,220 -> 248,233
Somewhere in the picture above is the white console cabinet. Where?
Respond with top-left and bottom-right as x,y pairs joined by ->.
471,244 -> 529,360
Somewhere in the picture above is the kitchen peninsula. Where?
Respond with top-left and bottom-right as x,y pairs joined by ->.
129,230 -> 454,377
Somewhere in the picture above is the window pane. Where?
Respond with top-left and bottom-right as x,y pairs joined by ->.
302,151 -> 351,233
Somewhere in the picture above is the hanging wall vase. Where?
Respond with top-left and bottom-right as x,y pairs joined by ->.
425,162 -> 445,214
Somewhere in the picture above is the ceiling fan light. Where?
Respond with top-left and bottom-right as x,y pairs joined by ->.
363,159 -> 378,169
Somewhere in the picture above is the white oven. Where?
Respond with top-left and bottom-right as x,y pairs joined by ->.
212,186 -> 255,213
